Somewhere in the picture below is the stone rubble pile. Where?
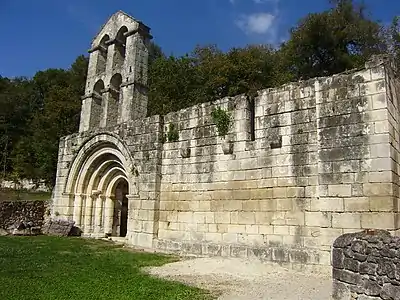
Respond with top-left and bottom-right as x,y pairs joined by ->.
333,230 -> 400,300
0,200 -> 77,237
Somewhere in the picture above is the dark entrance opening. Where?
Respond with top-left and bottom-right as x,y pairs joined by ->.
112,180 -> 129,237
120,194 -> 128,237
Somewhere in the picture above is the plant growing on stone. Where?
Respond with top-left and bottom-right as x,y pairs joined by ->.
211,107 -> 232,137
166,123 -> 179,142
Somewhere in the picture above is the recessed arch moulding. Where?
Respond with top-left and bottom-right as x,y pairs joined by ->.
52,117 -> 163,247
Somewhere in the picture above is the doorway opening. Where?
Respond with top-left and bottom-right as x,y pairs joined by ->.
112,180 -> 129,237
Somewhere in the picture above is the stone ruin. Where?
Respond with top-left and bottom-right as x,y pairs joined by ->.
49,10 -> 400,271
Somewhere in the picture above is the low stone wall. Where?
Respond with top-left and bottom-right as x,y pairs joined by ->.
0,179 -> 49,192
332,230 -> 400,300
0,200 -> 49,231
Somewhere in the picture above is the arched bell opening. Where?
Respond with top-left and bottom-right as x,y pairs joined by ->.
95,34 -> 110,75
113,26 -> 128,69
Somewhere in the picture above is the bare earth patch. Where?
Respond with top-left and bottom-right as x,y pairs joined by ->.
145,257 -> 332,300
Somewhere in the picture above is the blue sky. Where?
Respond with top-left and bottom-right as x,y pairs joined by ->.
0,0 -> 399,78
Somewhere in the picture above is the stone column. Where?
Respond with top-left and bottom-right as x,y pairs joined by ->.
84,194 -> 95,233
104,196 -> 115,236
95,194 -> 105,234
73,194 -> 84,227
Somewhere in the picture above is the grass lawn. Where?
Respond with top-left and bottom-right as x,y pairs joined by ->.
0,236 -> 212,300
0,188 -> 51,201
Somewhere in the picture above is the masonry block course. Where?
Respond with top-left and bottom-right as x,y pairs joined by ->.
51,11 -> 400,269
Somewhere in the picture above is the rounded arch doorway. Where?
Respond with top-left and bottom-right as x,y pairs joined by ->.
64,134 -> 138,238
110,179 -> 129,237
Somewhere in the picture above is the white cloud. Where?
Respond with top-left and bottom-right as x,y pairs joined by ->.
235,12 -> 276,35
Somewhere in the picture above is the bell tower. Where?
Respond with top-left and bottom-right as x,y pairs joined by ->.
79,11 -> 152,132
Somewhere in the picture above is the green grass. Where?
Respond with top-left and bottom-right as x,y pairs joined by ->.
0,236 -> 212,300
0,188 -> 51,201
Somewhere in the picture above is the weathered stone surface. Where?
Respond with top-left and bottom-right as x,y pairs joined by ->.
0,200 -> 48,231
332,280 -> 351,300
42,219 -> 75,236
333,230 -> 400,300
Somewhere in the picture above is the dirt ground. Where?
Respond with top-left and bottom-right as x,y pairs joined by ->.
145,257 -> 332,300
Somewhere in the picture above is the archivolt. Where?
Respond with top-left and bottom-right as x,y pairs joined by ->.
64,133 -> 137,196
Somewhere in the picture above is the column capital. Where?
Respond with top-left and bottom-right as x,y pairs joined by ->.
92,190 -> 102,196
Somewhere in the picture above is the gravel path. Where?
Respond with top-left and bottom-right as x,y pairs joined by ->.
145,257 -> 332,300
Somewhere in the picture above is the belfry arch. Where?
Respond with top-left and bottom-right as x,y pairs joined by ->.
64,133 -> 138,238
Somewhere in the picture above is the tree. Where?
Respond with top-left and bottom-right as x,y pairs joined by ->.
281,0 -> 386,80
10,55 -> 89,186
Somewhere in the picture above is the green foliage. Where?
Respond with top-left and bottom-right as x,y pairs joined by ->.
211,107 -> 232,137
280,0 -> 386,80
1,55 -> 88,187
0,237 -> 211,300
166,123 -> 179,142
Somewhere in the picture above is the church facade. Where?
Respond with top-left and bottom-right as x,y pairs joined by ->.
52,11 -> 400,270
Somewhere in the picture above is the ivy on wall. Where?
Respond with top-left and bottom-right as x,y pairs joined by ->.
211,107 -> 232,137
166,123 -> 179,142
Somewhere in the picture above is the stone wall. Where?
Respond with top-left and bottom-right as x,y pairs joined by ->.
52,56 -> 400,269
155,56 -> 400,269
0,200 -> 49,230
0,179 -> 49,192
332,230 -> 400,300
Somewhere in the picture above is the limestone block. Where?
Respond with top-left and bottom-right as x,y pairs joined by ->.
222,233 -> 238,243
369,196 -> 395,212
272,187 -> 287,198
205,232 -> 222,243
215,212 -> 231,224
287,187 -> 305,198
285,211 -> 305,226
368,171 -> 392,183
245,225 -> 259,234
371,93 -> 387,110
276,199 -> 292,211
361,213 -> 396,229
258,225 -> 274,234
344,197 -> 370,212
242,200 -> 260,211
328,185 -> 352,197
311,198 -> 344,212
273,225 -> 290,235
332,213 -> 361,229
305,212 -> 332,227
363,183 -> 393,196
227,224 -> 246,234
236,212 -> 256,225
374,120 -> 389,134
177,212 -> 194,223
